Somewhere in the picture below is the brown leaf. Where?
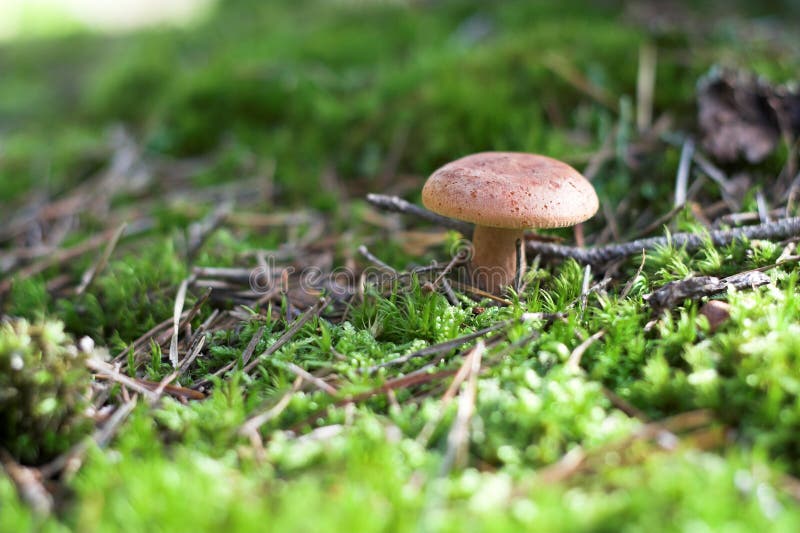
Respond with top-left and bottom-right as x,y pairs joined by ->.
699,299 -> 731,333
697,69 -> 800,163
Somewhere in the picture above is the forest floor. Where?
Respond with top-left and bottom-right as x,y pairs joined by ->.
3,1 -> 800,531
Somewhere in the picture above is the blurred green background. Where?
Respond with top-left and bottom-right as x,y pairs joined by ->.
3,0 -> 799,212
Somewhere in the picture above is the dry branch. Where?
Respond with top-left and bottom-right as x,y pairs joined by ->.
366,194 -> 800,265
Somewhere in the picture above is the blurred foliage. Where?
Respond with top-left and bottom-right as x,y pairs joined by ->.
0,318 -> 92,464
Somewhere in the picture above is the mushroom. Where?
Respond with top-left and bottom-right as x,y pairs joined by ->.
422,152 -> 598,295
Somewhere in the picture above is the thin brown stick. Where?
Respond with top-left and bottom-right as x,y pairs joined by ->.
1,450 -> 52,515
240,326 -> 266,368
366,194 -> 800,265
178,336 -> 206,376
86,358 -> 159,403
366,193 -> 473,236
358,245 -> 397,274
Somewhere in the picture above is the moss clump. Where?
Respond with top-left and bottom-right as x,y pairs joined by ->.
0,317 -> 93,465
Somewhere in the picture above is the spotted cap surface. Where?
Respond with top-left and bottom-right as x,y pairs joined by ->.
422,152 -> 599,229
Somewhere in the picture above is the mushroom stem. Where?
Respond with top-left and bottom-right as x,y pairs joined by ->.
470,225 -> 525,295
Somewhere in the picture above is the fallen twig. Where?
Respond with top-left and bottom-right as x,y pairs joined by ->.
645,270 -> 771,312
1,450 -> 52,515
86,358 -> 159,403
178,335 -> 206,376
529,216 -> 800,264
366,193 -> 473,236
240,326 -> 266,368
358,245 -> 397,274
367,194 -> 800,265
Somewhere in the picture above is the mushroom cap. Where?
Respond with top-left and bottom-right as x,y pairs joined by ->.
422,152 -> 599,229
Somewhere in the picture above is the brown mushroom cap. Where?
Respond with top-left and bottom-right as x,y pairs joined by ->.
422,152 -> 599,229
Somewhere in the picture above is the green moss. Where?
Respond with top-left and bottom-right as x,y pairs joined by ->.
0,318 -> 93,464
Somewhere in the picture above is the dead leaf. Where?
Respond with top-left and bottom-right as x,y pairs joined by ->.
699,299 -> 731,332
697,69 -> 800,163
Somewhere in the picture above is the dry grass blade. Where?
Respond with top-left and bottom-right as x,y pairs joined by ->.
633,203 -> 686,239
579,264 -> 592,318
112,311 -> 188,363
240,326 -> 266,368
543,55 -> 618,111
636,42 -> 657,132
440,341 -> 484,474
187,202 -> 231,260
169,278 -> 191,367
286,363 -> 337,395
534,409 -> 714,486
536,447 -> 588,484
291,367 -> 459,433
151,371 -> 179,402
416,340 -> 480,446
602,387 -> 650,421
447,279 -> 514,305
620,249 -> 647,299
143,380 -> 205,400
674,138 -> 695,208
428,249 -> 468,290
566,330 -> 605,371
113,287 -> 209,368
178,335 -> 206,376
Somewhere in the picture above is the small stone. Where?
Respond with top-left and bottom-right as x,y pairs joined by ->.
700,300 -> 731,332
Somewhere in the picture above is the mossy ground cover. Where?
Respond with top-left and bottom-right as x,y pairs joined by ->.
3,0 -> 800,531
